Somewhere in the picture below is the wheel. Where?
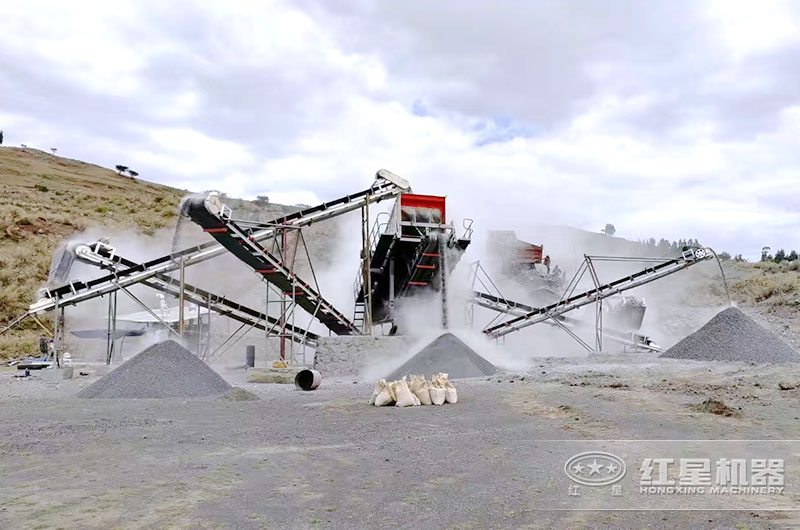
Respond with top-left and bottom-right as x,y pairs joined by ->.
694,248 -> 706,259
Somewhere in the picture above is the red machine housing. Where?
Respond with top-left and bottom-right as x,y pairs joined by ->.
399,193 -> 446,225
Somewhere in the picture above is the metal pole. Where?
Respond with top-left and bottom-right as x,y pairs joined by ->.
196,300 -> 202,353
53,297 -> 60,366
106,295 -> 113,364
30,314 -> 53,337
179,256 -> 186,337
440,234 -> 448,330
111,292 -> 117,362
362,198 -> 372,335
206,293 -> 212,357
0,313 -> 31,336
268,282 -> 272,362
388,258 -> 395,322
280,227 -> 287,361
106,292 -> 117,365
595,299 -> 603,352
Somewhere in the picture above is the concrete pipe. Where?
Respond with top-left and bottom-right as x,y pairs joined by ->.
295,369 -> 321,391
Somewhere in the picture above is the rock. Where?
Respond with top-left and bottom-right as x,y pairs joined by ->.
689,398 -> 741,418
778,381 -> 797,391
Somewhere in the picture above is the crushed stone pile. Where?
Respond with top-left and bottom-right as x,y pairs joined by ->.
387,332 -> 497,380
78,340 -> 231,398
659,307 -> 800,363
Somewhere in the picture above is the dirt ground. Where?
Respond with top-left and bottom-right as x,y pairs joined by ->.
2,351 -> 800,530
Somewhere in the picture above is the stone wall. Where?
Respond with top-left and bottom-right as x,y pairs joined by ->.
313,335 -> 418,377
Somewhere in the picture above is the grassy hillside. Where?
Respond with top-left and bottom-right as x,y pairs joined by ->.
0,147 -> 343,359
0,147 -> 188,356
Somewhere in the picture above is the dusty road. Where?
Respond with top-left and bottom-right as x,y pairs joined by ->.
2,355 -> 800,530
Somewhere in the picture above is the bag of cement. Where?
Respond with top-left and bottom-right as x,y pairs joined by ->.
370,379 -> 388,405
393,377 -> 417,407
409,374 -> 432,406
373,379 -> 394,407
429,374 -> 446,406
444,378 -> 458,404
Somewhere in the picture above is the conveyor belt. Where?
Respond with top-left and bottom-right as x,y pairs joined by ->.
468,290 -> 659,351
483,248 -> 713,338
184,201 -> 358,336
77,245 -> 318,346
27,170 -> 410,316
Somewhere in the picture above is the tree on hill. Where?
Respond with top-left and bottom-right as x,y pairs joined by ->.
761,246 -> 771,262
115,164 -> 128,175
50,147 -> 57,156
0,130 -> 3,145
127,170 -> 138,179
601,223 -> 616,236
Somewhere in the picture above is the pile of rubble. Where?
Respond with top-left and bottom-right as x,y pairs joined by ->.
387,332 -> 496,380
660,307 -> 800,363
78,340 -> 231,399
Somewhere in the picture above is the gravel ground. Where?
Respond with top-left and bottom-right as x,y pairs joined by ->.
3,353 -> 800,529
660,307 -> 800,362
78,340 -> 231,399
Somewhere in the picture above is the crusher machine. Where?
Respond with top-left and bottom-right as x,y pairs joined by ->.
486,230 -> 563,298
352,192 -> 473,333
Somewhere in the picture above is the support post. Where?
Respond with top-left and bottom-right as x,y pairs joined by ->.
388,258 -> 395,322
279,227 -> 287,360
595,299 -> 603,351
106,292 -> 117,365
53,297 -> 61,367
439,235 -> 448,330
361,197 -> 372,335
179,256 -> 186,337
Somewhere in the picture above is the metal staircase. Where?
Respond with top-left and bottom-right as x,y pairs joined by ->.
351,192 -> 473,330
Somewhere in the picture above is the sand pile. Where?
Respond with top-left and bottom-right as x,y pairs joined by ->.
659,307 -> 800,363
79,340 -> 231,398
387,333 -> 497,380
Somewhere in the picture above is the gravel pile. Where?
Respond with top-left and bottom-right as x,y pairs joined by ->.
387,332 -> 497,380
659,307 -> 800,363
78,340 -> 231,398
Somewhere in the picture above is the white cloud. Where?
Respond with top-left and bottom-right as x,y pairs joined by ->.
0,0 -> 799,260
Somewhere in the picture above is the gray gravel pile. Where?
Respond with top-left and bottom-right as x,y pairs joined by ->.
387,332 -> 497,380
78,340 -> 231,398
660,307 -> 800,363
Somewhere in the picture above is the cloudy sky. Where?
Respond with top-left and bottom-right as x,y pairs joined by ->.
2,0 -> 799,259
